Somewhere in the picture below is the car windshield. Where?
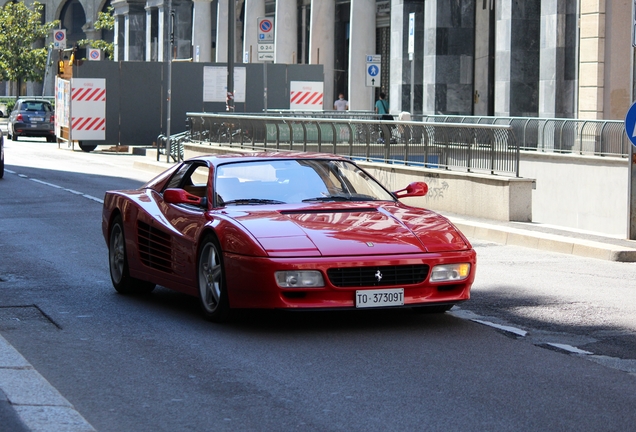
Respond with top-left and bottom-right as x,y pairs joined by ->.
215,159 -> 395,206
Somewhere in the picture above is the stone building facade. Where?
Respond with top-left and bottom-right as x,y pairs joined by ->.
11,0 -> 634,120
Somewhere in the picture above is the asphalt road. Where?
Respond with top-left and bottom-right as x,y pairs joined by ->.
1,139 -> 636,431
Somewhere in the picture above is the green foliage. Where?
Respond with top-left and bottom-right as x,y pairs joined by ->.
0,2 -> 59,91
77,7 -> 114,60
0,97 -> 16,113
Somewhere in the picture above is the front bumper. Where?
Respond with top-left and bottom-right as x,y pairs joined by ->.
224,250 -> 476,309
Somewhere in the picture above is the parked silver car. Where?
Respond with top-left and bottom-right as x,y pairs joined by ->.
8,99 -> 55,142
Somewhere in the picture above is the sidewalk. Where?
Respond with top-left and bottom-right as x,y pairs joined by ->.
447,213 -> 636,262
0,334 -> 96,432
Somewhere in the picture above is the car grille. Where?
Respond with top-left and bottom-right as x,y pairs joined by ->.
137,221 -> 173,273
327,264 -> 429,288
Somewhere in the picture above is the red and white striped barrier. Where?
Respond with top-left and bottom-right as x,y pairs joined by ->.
71,78 -> 106,140
290,81 -> 323,111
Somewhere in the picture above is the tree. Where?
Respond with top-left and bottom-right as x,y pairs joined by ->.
77,7 -> 115,60
0,2 -> 59,95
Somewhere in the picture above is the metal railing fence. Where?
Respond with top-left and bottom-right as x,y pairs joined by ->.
254,112 -> 629,157
421,115 -> 629,157
184,113 -> 520,176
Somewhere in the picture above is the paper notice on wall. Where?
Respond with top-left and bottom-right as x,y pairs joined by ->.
203,66 -> 246,103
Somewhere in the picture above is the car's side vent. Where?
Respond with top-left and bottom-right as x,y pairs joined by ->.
137,221 -> 173,273
327,265 -> 429,288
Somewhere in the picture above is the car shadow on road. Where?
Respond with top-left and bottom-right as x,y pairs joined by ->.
118,285 -> 468,334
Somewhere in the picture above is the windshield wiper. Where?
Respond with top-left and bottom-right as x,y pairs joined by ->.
223,198 -> 286,205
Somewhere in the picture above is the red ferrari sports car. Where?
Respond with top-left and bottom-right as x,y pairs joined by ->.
102,152 -> 476,322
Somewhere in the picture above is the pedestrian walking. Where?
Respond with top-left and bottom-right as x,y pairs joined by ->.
375,93 -> 393,120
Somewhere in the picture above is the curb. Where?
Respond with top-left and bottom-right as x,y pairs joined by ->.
0,335 -> 96,432
451,219 -> 636,262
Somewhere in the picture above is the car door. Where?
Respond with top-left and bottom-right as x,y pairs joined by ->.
132,161 -> 211,294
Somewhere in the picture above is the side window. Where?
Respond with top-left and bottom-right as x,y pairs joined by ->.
164,162 -> 210,199
165,163 -> 192,189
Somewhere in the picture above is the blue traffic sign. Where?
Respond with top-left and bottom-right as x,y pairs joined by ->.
625,101 -> 636,147
368,65 -> 379,77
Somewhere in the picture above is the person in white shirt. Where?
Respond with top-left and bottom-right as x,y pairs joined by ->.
334,93 -> 349,111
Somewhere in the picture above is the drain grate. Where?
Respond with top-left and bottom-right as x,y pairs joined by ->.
0,305 -> 62,330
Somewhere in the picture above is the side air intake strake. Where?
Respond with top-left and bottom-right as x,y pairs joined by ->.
137,221 -> 173,273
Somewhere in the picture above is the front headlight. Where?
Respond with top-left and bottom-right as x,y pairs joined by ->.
430,263 -> 471,282
275,270 -> 325,288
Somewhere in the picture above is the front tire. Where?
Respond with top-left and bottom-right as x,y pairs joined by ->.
197,235 -> 230,322
109,215 -> 156,295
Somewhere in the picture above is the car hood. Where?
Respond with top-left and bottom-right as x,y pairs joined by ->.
224,203 -> 470,257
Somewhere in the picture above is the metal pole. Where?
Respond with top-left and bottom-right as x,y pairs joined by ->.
629,0 -> 635,239
165,4 -> 174,162
410,57 -> 414,115
227,0 -> 235,111
263,61 -> 268,112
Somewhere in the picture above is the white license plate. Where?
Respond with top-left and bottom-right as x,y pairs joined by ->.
355,288 -> 404,308
31,117 -> 43,122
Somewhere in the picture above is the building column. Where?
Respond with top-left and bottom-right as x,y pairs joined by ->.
157,5 -> 165,61
495,0 -> 540,117
243,0 -> 265,63
422,0 -> 474,115
309,0 -> 335,109
192,0 -> 213,62
578,1 -> 605,119
174,2 -> 194,60
113,13 -> 124,60
275,0 -> 297,64
145,7 -> 154,61
216,0 -> 229,62
539,1 -> 577,118
348,0 -> 375,110
390,1 -> 405,115
125,7 -> 146,61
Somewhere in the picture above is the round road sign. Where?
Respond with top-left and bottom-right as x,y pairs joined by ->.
625,101 -> 636,147
259,19 -> 272,33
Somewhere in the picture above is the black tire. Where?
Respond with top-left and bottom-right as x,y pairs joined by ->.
109,215 -> 156,295
46,136 -> 56,143
412,304 -> 453,314
11,133 -> 17,141
79,142 -> 97,152
0,151 -> 4,179
197,235 -> 231,322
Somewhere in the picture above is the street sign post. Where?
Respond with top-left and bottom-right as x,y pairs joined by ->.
409,12 -> 415,115
366,54 -> 381,88
53,29 -> 66,50
257,17 -> 274,42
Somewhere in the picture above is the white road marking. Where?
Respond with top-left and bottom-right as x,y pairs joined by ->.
14,174 -> 105,204
471,319 -> 528,337
546,343 -> 593,355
